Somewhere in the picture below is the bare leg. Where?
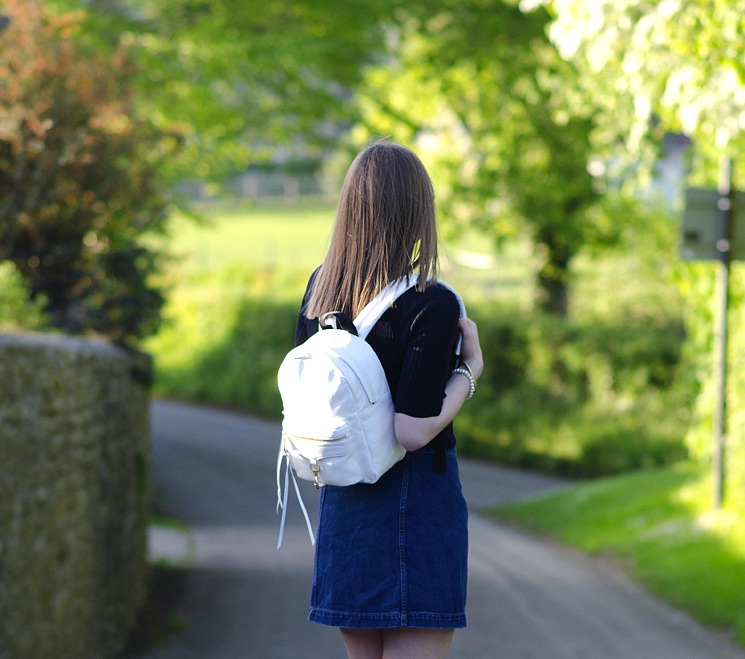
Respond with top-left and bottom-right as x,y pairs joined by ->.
383,628 -> 455,659
340,628 -> 384,659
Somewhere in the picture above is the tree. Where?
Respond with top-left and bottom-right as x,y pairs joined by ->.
49,0 -> 399,182
0,1 -> 178,344
355,1 -> 608,315
529,0 -> 745,489
531,0 -> 745,179
2,0 -> 406,344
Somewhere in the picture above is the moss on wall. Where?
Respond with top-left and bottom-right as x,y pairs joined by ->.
0,334 -> 151,659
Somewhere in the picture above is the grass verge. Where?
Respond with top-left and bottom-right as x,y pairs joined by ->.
490,462 -> 745,648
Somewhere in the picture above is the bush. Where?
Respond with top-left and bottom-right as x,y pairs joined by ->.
0,2 -> 179,345
146,266 -> 308,415
456,305 -> 695,476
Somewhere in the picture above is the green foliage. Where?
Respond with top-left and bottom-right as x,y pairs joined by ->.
675,262 -> 745,508
537,0 -> 745,179
48,0 -> 397,182
354,1 -> 607,315
492,464 -> 745,646
0,1 -> 178,345
0,262 -> 48,331
145,266 -> 306,414
456,305 -> 694,476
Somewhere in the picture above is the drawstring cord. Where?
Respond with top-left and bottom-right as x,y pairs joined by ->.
276,446 -> 315,548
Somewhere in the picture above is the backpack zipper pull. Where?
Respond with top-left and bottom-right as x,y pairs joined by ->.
311,463 -> 321,489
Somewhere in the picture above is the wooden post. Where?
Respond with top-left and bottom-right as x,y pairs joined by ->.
712,157 -> 733,508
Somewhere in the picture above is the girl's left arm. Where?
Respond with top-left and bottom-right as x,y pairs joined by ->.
395,317 -> 482,451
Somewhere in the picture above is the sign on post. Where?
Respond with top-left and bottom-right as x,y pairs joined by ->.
680,166 -> 741,509
681,187 -> 745,261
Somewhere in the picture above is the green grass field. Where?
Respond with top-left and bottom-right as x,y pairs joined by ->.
158,202 -> 537,306
164,205 -> 334,275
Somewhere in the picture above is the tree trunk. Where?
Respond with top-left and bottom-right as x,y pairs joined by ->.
535,226 -> 571,317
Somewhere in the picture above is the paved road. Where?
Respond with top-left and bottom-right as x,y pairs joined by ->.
139,400 -> 745,659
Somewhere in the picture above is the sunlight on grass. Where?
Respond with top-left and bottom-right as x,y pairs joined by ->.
164,205 -> 336,274
157,203 -> 534,308
491,465 -> 745,645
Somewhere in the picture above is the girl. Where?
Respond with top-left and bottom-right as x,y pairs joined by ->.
294,141 -> 483,659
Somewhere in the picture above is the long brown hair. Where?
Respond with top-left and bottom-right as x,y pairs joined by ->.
305,142 -> 439,319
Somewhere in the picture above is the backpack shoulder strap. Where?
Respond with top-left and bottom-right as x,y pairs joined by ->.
354,275 -> 467,345
353,275 -> 419,340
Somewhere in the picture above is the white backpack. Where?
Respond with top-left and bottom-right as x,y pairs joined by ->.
275,275 -> 465,547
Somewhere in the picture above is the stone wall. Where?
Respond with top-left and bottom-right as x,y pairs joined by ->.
0,334 -> 151,659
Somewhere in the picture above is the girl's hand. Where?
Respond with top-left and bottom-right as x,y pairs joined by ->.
459,317 -> 483,381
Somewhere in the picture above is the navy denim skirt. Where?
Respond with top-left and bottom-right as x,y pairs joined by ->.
309,447 -> 468,629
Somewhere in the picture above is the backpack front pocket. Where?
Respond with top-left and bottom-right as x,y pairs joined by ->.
282,427 -> 361,486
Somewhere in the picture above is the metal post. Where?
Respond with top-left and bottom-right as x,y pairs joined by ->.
712,157 -> 733,508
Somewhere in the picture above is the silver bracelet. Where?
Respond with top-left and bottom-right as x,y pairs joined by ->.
452,367 -> 476,400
